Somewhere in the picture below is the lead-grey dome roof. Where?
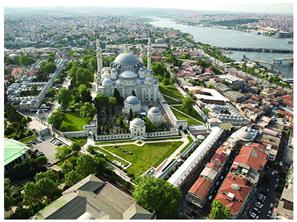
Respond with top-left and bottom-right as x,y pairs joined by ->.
114,53 -> 141,66
148,106 -> 161,114
102,78 -> 113,87
130,118 -> 145,127
125,96 -> 141,105
120,70 -> 138,79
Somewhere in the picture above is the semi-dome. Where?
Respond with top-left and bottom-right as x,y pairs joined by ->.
115,79 -> 122,85
130,118 -> 145,127
148,106 -> 161,114
114,53 -> 141,66
120,70 -> 138,79
125,95 -> 140,105
102,78 -> 114,87
144,76 -> 155,84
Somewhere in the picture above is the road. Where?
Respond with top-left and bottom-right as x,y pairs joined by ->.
241,171 -> 279,219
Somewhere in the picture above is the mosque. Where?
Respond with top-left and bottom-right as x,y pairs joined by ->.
94,38 -> 164,136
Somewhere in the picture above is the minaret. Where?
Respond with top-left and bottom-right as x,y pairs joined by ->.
96,38 -> 103,75
147,37 -> 152,71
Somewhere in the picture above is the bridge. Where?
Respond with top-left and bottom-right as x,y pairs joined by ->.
220,47 -> 293,54
241,55 -> 293,67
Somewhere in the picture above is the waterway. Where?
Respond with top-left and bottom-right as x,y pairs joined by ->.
150,18 -> 293,78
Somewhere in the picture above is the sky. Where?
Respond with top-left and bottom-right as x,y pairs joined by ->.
4,0 -> 294,14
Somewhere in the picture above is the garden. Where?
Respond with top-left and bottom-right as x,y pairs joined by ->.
101,140 -> 183,177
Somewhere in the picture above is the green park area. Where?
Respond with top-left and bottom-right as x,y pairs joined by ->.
60,112 -> 90,132
103,141 -> 183,177
159,84 -> 184,104
171,107 -> 203,126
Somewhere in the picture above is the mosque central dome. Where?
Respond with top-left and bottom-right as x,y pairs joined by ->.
114,53 -> 141,66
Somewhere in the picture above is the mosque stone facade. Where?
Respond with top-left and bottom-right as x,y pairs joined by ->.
96,39 -> 159,104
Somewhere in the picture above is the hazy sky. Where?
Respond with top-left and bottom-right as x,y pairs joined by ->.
4,0 -> 294,14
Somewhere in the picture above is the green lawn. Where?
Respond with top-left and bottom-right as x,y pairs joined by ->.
174,106 -> 205,123
20,134 -> 37,144
60,112 -> 90,132
92,146 -> 130,167
171,108 -> 202,126
159,84 -> 184,103
103,141 -> 183,177
70,137 -> 87,146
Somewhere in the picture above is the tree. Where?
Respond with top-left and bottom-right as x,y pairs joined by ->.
133,177 -> 181,219
19,55 -> 34,66
5,104 -> 21,122
209,200 -> 231,219
94,93 -> 109,111
61,161 -> 74,174
55,146 -> 72,160
77,84 -> 92,103
113,89 -> 122,105
64,170 -> 83,187
22,182 -> 42,210
57,88 -> 71,110
36,177 -> 61,204
80,102 -> 95,119
75,154 -> 98,177
70,142 -> 81,152
40,61 -> 56,74
34,170 -> 59,184
4,178 -> 14,210
48,110 -> 64,129
31,85 -> 38,95
129,108 -> 133,121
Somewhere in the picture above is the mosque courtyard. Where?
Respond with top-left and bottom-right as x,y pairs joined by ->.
88,135 -> 192,177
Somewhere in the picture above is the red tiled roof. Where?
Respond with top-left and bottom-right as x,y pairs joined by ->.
214,173 -> 252,216
189,177 -> 213,200
233,145 -> 268,172
280,95 -> 293,107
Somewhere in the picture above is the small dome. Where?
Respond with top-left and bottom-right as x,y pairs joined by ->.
136,79 -> 142,85
120,70 -> 138,79
148,106 -> 161,114
116,79 -> 122,85
210,104 -> 220,111
111,68 -> 118,74
102,78 -> 114,87
231,183 -> 241,191
130,118 -> 145,127
144,76 -> 155,84
114,53 -> 141,66
101,72 -> 110,79
236,126 -> 257,142
125,96 -> 140,105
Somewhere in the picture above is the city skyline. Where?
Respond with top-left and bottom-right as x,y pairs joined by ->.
4,0 -> 294,14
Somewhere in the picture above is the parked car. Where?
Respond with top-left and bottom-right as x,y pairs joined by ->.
255,202 -> 263,208
253,207 -> 260,213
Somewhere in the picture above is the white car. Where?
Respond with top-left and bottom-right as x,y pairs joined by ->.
255,202 -> 264,208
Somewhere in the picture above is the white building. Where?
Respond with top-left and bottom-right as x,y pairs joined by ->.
96,39 -> 159,103
147,106 -> 162,126
129,118 -> 146,137
123,95 -> 141,114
